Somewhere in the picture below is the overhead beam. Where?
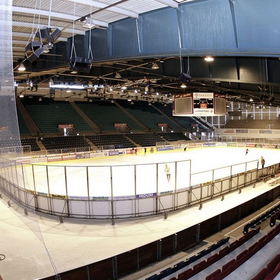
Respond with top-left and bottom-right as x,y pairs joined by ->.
12,32 -> 68,42
154,0 -> 179,8
67,0 -> 138,18
13,47 -> 26,51
12,7 -> 108,28
12,21 -> 85,35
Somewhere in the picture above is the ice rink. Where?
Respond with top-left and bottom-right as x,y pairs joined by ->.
18,146 -> 279,198
1,146 -> 280,280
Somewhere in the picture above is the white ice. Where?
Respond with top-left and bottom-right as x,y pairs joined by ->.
11,147 -> 279,197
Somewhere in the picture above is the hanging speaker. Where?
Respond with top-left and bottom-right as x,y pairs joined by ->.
178,72 -> 192,83
25,41 -> 44,63
69,57 -> 93,73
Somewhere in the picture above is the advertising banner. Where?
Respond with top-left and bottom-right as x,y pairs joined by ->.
47,155 -> 62,162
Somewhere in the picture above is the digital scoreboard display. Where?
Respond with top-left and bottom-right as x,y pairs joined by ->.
173,92 -> 226,116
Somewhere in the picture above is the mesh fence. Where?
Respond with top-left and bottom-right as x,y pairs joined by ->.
0,0 -> 21,159
0,1 -> 59,277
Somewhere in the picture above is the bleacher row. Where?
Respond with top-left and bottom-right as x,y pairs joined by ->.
252,253 -> 280,280
146,237 -> 230,280
146,228 -> 261,280
146,222 -> 280,280
243,201 -> 280,234
0,132 -> 190,152
17,98 -> 205,136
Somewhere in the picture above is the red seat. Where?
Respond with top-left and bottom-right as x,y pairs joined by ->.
251,268 -> 267,280
222,259 -> 235,272
207,253 -> 219,266
178,268 -> 193,280
267,254 -> 280,274
205,269 -> 221,280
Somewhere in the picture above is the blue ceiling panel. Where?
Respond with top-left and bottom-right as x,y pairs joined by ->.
111,18 -> 140,58
180,0 -> 236,53
141,8 -> 179,55
234,0 -> 280,54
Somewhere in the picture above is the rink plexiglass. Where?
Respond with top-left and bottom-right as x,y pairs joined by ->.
0,146 -> 279,220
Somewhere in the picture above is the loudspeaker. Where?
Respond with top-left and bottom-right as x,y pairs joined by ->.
36,28 -> 61,43
69,57 -> 93,73
25,41 -> 44,63
178,72 -> 192,83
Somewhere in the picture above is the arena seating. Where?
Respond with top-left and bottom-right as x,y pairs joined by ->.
126,133 -> 164,147
225,119 -> 280,129
147,228 -> 260,280
0,139 -> 21,148
203,224 -> 280,280
76,101 -> 143,132
119,100 -> 181,131
41,136 -> 90,151
24,100 -> 93,134
88,134 -> 136,149
243,202 -> 280,233
158,132 -> 190,142
21,138 -> 40,151
145,237 -> 230,280
17,109 -> 30,135
269,208 -> 280,226
153,103 -> 206,131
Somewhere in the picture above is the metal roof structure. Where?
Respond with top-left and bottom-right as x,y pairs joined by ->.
11,0 -> 280,108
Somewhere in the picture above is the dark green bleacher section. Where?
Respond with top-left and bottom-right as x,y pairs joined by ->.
154,103 -> 207,131
76,101 -> 143,132
119,100 -> 181,131
24,100 -> 93,134
17,109 -> 30,135
21,138 -> 40,151
158,132 -> 190,142
0,139 -> 21,148
41,136 -> 90,150
88,134 -> 136,149
126,133 -> 163,147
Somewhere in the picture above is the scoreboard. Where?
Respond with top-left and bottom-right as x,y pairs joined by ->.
173,92 -> 226,116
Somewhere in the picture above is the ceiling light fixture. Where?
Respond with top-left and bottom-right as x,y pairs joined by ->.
49,84 -> 85,90
181,83 -> 187,88
82,17 -> 96,29
115,72 -> 122,79
48,78 -> 54,86
151,62 -> 159,70
18,63 -> 26,71
204,56 -> 214,62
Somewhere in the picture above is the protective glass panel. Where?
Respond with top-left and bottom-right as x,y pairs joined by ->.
177,160 -> 191,190
136,164 -> 156,195
112,165 -> 135,197
66,166 -> 88,197
232,163 -> 246,175
191,170 -> 213,186
214,166 -> 231,180
47,166 -> 66,196
33,165 -> 48,194
88,166 -> 111,198
158,162 -> 175,193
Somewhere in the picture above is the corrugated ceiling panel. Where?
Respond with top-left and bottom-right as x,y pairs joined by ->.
118,0 -> 167,14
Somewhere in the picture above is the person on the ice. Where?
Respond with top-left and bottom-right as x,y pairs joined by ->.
261,156 -> 265,168
164,164 -> 171,182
